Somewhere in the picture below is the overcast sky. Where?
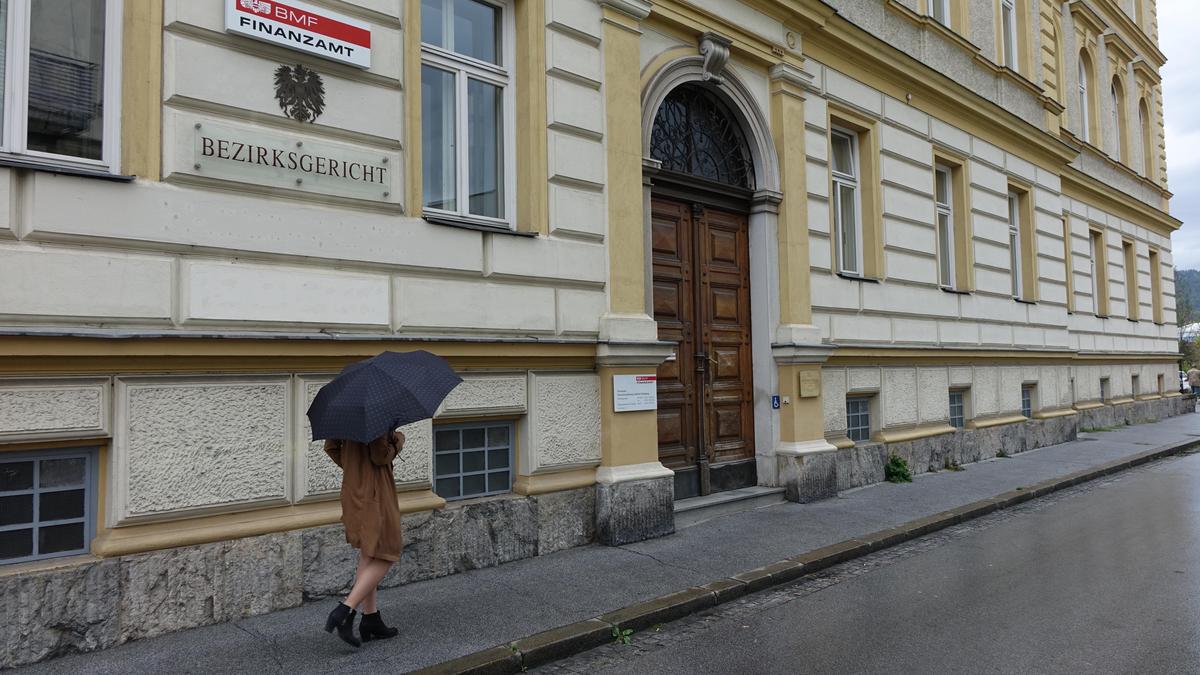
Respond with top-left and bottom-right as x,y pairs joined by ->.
1160,0 -> 1199,270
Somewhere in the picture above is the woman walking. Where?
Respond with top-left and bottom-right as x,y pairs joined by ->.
322,429 -> 405,647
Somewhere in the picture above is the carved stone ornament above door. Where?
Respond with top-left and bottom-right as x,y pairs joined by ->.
698,32 -> 733,85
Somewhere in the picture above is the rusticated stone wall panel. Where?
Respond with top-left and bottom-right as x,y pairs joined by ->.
529,372 -> 601,471
121,379 -> 289,517
0,381 -> 108,439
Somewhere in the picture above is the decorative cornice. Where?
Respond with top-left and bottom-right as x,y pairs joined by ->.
1131,58 -> 1161,86
698,32 -> 733,84
768,62 -> 816,91
594,0 -> 651,21
1068,0 -> 1108,37
1102,31 -> 1137,65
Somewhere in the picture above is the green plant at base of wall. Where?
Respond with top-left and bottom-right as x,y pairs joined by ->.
884,454 -> 912,483
612,626 -> 633,645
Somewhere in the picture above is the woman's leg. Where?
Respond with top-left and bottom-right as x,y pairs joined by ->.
344,556 -> 394,611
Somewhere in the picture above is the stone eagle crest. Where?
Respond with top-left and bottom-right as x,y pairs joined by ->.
273,63 -> 326,123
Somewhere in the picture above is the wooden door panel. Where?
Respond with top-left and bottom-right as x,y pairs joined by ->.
652,198 -> 698,472
698,206 -> 755,466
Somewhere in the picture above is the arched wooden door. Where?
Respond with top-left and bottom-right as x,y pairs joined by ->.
649,84 -> 757,500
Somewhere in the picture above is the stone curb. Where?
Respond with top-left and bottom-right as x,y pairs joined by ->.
409,437 -> 1200,675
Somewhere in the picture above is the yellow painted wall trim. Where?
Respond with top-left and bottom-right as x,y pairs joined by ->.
1135,394 -> 1163,401
1163,391 -> 1184,398
967,413 -> 1027,429
826,347 -> 1177,366
1091,0 -> 1167,65
512,467 -> 597,495
1107,396 -> 1135,405
875,423 -> 956,443
1032,407 -> 1078,419
92,490 -> 445,558
404,0 -> 423,216
515,0 -> 549,235
1073,400 -> 1105,410
121,0 -> 163,180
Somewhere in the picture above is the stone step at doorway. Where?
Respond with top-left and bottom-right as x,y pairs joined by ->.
673,486 -> 786,529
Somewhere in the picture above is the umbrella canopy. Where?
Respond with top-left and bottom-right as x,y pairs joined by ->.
307,350 -> 462,443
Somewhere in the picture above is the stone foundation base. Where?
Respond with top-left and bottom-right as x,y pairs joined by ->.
783,397 -> 1193,498
0,486 -> 596,669
595,476 -> 675,546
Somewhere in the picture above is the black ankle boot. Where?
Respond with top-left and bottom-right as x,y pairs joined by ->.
324,603 -> 361,648
359,611 -> 399,642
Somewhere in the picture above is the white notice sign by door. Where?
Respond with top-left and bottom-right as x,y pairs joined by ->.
613,374 -> 658,412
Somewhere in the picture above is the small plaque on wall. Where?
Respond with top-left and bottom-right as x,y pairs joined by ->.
799,370 -> 821,398
613,374 -> 657,412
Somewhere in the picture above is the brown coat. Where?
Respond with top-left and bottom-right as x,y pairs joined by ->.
323,432 -> 404,562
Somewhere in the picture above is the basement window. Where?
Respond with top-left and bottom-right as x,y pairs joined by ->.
1021,384 -> 1035,418
433,421 -> 513,501
0,448 -> 96,565
949,389 -> 967,429
846,396 -> 873,443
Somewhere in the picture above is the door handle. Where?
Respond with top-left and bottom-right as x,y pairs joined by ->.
707,354 -> 718,385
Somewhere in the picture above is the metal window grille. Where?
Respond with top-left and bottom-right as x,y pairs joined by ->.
0,448 -> 95,565
949,390 -> 965,429
1100,377 -> 1110,401
1131,375 -> 1139,397
1021,385 -> 1034,418
846,397 -> 872,443
433,421 -> 513,501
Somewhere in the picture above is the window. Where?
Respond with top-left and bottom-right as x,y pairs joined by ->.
831,128 -> 862,276
949,389 -> 966,429
1149,248 -> 1163,323
1007,190 -> 1031,300
1090,229 -> 1108,316
1062,216 -> 1075,312
1139,99 -> 1153,177
1100,376 -> 1110,401
1078,55 -> 1092,143
931,0 -> 950,26
421,0 -> 512,225
935,164 -> 955,289
0,0 -> 121,171
1123,240 -> 1139,320
1131,374 -> 1140,397
433,421 -> 513,500
1158,373 -> 1165,394
1021,384 -> 1035,418
1001,0 -> 1017,70
1110,78 -> 1128,163
846,396 -> 872,443
1,448 -> 95,565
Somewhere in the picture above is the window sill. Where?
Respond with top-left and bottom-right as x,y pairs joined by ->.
0,156 -> 133,182
836,272 -> 880,283
423,214 -> 536,238
1014,297 -> 1037,305
940,286 -> 970,295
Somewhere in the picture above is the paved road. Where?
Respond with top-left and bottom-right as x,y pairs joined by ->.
540,451 -> 1200,675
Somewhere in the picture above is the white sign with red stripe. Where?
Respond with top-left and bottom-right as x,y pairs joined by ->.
613,374 -> 658,412
225,0 -> 371,68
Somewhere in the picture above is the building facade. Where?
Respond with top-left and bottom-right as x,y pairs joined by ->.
0,0 -> 1188,666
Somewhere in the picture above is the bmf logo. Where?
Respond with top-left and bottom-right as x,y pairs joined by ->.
240,0 -> 272,13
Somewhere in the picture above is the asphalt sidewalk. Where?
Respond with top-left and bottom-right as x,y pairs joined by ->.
16,411 -> 1200,675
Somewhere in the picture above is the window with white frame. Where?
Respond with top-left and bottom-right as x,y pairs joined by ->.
831,128 -> 863,276
1001,0 -> 1017,70
949,389 -> 967,429
420,0 -> 512,226
1021,384 -> 1035,418
1110,80 -> 1122,157
1100,376 -> 1110,401
1078,57 -> 1091,143
1,448 -> 96,564
1008,191 -> 1023,298
1089,229 -> 1102,313
0,0 -> 121,171
931,0 -> 950,26
935,164 -> 955,289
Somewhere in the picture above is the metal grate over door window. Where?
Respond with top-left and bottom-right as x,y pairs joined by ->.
433,422 -> 513,501
949,390 -> 965,429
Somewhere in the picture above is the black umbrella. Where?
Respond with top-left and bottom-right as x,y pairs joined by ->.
307,350 -> 462,443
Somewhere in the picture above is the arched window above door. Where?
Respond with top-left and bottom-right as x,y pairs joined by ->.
649,84 -> 755,189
